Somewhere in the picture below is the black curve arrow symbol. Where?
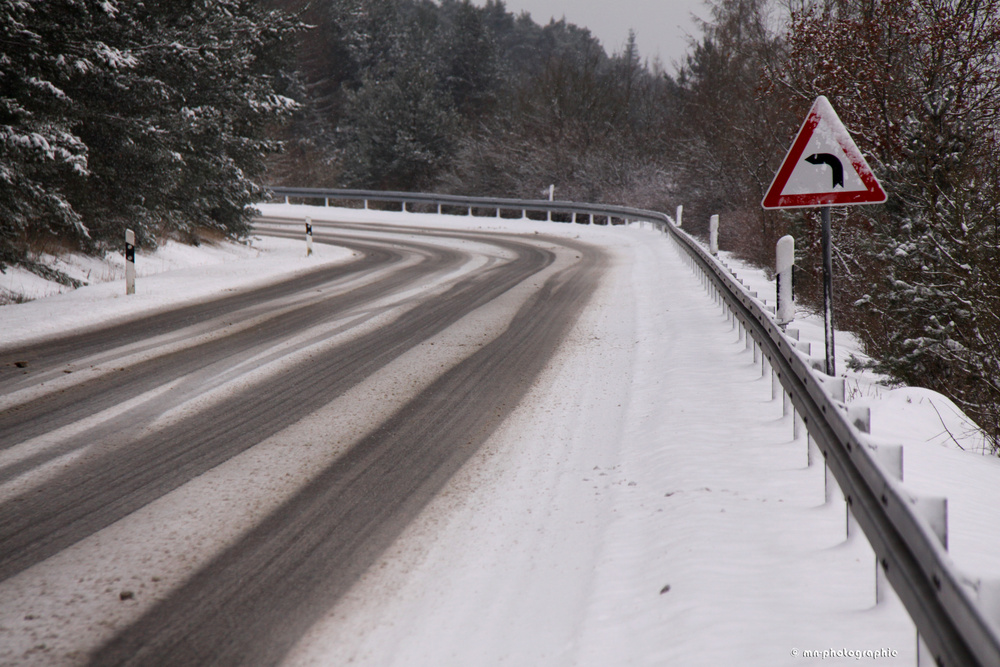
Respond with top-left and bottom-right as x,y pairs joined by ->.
805,153 -> 844,188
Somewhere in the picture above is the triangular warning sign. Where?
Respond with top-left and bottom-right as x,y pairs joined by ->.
762,96 -> 887,209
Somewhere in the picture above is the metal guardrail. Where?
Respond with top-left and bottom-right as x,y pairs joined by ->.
264,186 -> 667,226
262,186 -> 1000,666
672,228 -> 1000,667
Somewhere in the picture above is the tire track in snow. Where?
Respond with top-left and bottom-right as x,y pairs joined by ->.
0,240 -> 385,390
0,228 -> 551,582
0,238 -> 433,446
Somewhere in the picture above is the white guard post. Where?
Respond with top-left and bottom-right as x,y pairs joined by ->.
305,217 -> 313,257
709,214 -> 719,255
776,235 -> 795,325
125,229 -> 136,295
676,204 -> 683,228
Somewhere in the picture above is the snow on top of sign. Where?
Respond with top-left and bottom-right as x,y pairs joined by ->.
762,96 -> 886,209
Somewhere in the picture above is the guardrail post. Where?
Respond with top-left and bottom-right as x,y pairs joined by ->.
846,496 -> 862,539
796,412 -> 809,450
709,214 -> 719,255
977,581 -> 1000,639
822,376 -> 846,403
912,496 -> 948,550
825,461 -> 842,505
868,444 -> 903,604
776,235 -> 795,325
917,636 -> 934,667
913,495 -> 949,667
876,556 -> 898,606
847,405 -> 871,434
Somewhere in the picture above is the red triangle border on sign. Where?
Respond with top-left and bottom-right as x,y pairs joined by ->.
761,96 -> 887,209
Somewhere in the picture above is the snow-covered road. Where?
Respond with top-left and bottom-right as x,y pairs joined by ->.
278,208 -> 917,667
1,204 -> 997,666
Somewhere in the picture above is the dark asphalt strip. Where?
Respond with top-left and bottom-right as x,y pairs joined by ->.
0,240 -> 553,583
0,239 -> 452,449
90,246 -> 605,667
0,240 -> 379,380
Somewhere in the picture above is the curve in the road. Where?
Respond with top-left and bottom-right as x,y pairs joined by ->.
0,225 -> 582,583
92,230 -> 604,666
0,220 -> 607,666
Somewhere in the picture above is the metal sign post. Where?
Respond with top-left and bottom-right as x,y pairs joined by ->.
820,206 -> 835,375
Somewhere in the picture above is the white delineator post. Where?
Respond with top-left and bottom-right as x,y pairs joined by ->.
776,235 -> 795,325
676,204 -> 683,228
709,214 -> 719,255
125,229 -> 136,295
305,217 -> 313,257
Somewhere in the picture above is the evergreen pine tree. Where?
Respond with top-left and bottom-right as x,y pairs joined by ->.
339,60 -> 459,190
0,0 -> 102,265
1,0 -> 302,268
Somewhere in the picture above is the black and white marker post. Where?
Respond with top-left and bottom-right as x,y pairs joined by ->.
762,95 -> 887,377
125,229 -> 136,295
305,217 -> 313,257
775,234 -> 795,326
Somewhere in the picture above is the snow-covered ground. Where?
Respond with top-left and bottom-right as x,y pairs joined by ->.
0,235 -> 353,347
2,204 -> 998,665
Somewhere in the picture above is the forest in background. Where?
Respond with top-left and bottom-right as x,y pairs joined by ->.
262,0 -> 676,209
3,0 -> 1000,449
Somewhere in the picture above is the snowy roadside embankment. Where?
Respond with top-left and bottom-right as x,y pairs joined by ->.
0,235 -> 352,349
704,247 -> 1000,584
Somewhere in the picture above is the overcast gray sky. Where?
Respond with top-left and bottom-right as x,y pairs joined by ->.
478,0 -> 709,71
